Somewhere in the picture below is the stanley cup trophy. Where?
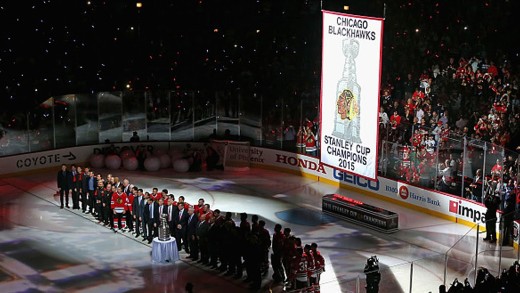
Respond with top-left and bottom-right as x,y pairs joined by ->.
333,38 -> 362,144
158,214 -> 171,241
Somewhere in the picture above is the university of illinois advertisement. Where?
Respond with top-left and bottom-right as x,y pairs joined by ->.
320,10 -> 383,180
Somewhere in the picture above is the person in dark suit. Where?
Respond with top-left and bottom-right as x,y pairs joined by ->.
103,184 -> 115,230
81,167 -> 95,213
158,197 -> 166,220
132,188 -> 144,238
186,206 -> 199,260
165,198 -> 179,237
95,181 -> 107,224
56,164 -> 71,209
142,193 -> 150,242
207,210 -> 222,269
484,193 -> 500,243
72,166 -> 83,210
174,202 -> 189,251
197,214 -> 211,264
90,172 -> 100,215
147,197 -> 160,244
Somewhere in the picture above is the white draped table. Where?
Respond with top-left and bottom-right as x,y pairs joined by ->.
151,237 -> 179,264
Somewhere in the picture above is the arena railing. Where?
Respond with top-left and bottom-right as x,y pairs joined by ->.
379,137 -> 518,206
0,89 -> 318,156
0,89 -> 518,204
321,222 -> 519,292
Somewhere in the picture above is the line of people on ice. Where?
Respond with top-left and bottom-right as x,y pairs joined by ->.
56,164 -> 326,292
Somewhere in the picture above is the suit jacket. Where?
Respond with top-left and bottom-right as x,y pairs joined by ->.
57,170 -> 70,190
133,196 -> 145,219
148,201 -> 160,225
82,174 -> 96,192
143,202 -> 150,223
81,173 -> 89,192
196,220 -> 210,240
175,209 -> 189,230
122,184 -> 132,195
186,213 -> 199,238
73,172 -> 83,191
158,204 -> 167,220
101,189 -> 111,206
165,204 -> 179,227
66,172 -> 74,191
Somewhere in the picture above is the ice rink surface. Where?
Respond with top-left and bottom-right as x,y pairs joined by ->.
0,167 -> 517,293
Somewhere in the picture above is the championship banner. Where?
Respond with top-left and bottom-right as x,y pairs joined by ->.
320,10 -> 383,180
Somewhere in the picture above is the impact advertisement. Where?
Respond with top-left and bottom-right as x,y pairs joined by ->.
320,10 -> 383,180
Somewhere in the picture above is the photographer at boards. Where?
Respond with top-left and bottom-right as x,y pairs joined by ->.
364,256 -> 381,293
483,192 -> 500,243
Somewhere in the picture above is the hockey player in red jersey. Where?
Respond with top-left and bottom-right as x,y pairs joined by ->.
111,186 -> 128,230
290,247 -> 309,292
304,244 -> 317,293
311,243 -> 325,293
125,186 -> 136,233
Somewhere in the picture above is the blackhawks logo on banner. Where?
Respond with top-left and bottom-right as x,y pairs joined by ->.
337,89 -> 359,120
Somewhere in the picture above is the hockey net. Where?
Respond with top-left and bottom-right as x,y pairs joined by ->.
210,140 -> 250,171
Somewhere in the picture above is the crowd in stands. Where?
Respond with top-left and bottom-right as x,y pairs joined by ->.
373,3 -> 520,216
56,163 -> 325,292
377,52 -> 520,217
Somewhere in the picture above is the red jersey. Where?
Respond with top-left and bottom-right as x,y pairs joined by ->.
411,133 -> 423,147
305,251 -> 316,277
291,253 -> 309,281
390,114 -> 401,129
194,204 -> 204,215
199,210 -> 213,221
488,64 -> 498,77
126,193 -> 135,214
491,164 -> 503,174
305,135 -> 317,152
111,192 -> 128,213
167,199 -> 178,207
313,250 -> 325,274
441,127 -> 449,142
493,102 -> 507,114
405,102 -> 415,113
150,193 -> 161,202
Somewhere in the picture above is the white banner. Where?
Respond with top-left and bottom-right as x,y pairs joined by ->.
320,11 -> 383,180
211,140 -> 250,171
